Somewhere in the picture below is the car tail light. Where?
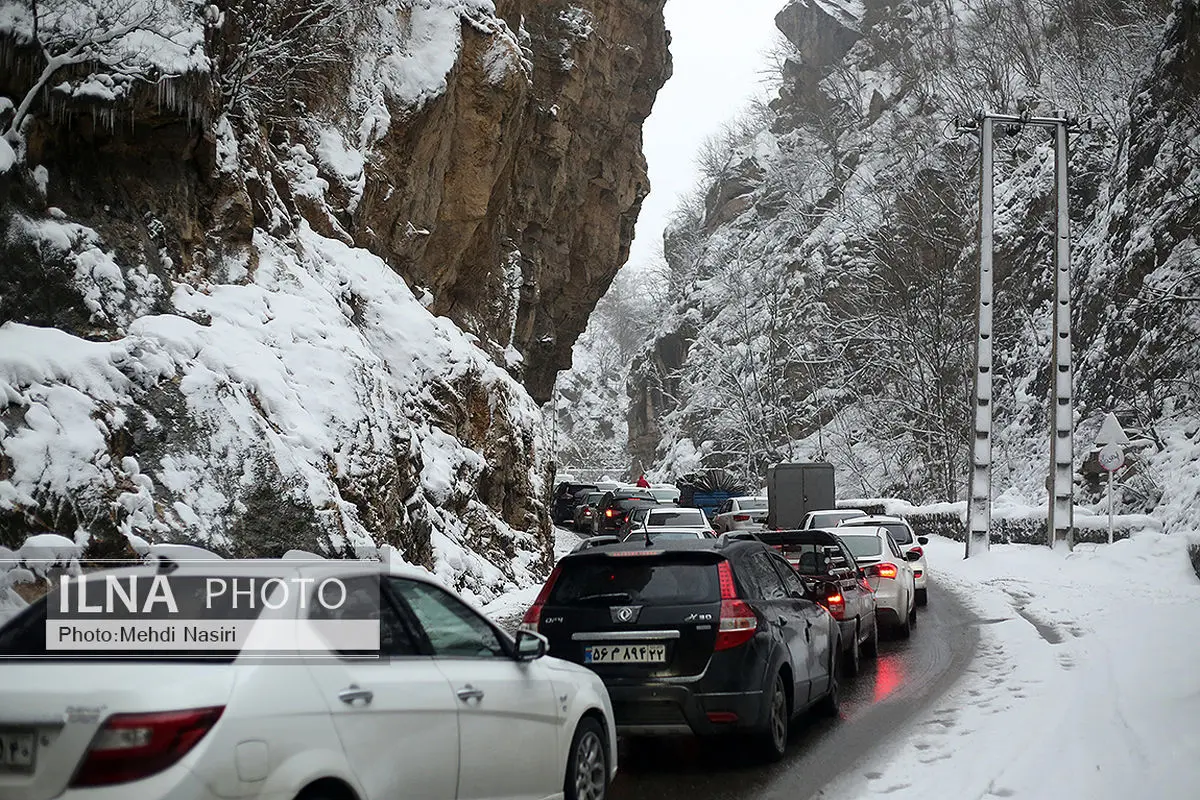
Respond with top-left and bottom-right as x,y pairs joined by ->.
733,514 -> 750,522
605,509 -> 614,518
70,706 -> 224,788
873,563 -> 899,580
706,711 -> 739,723
825,592 -> 846,620
520,564 -> 562,633
914,570 -> 923,578
908,546 -> 924,558
715,561 -> 758,650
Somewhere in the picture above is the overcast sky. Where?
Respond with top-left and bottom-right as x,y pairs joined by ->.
625,0 -> 785,274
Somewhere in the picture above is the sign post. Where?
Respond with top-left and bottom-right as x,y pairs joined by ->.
1094,413 -> 1131,546
1097,444 -> 1125,544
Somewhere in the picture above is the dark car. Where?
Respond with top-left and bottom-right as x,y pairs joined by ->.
592,490 -> 657,535
572,491 -> 606,533
552,482 -> 598,525
756,529 -> 880,676
520,534 -> 842,761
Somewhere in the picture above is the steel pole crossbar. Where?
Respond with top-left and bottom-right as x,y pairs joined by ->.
956,108 -> 1082,557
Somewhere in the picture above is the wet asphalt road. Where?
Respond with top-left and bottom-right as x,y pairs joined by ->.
608,580 -> 981,800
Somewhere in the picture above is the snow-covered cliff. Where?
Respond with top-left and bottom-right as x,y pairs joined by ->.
0,0 -> 670,602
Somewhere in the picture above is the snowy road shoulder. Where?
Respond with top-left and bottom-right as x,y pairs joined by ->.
828,531 -> 1200,800
481,526 -> 583,632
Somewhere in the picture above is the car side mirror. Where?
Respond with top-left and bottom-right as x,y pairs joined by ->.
514,629 -> 548,661
917,536 -> 929,546
905,550 -> 921,562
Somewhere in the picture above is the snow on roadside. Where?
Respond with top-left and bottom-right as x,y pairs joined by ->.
482,526 -> 582,630
829,532 -> 1200,800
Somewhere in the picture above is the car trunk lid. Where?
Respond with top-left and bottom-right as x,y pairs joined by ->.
538,551 -> 724,680
0,662 -> 235,800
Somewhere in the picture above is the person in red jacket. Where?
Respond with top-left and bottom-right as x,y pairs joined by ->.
636,474 -> 651,488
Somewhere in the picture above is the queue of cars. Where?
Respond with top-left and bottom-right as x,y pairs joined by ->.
536,482 -> 933,760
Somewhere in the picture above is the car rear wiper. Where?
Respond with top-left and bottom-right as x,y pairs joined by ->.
570,592 -> 634,605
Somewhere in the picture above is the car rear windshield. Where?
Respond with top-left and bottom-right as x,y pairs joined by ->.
879,523 -> 913,544
549,558 -> 720,606
839,534 -> 883,558
816,511 -> 863,524
647,510 -> 704,527
738,498 -> 767,510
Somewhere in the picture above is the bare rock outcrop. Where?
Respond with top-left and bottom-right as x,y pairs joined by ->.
358,0 -> 672,403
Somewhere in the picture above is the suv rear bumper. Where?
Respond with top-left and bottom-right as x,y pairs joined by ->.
607,683 -> 766,737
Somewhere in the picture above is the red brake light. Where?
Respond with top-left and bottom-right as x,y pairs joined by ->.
825,592 -> 845,620
520,564 -> 562,633
717,560 -> 738,599
605,509 -> 614,517
874,563 -> 899,580
715,562 -> 758,650
733,514 -> 750,522
909,546 -> 924,558
70,706 -> 224,788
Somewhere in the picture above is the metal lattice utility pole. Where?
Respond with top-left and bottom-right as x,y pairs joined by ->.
1047,111 -> 1076,550
955,109 -> 1086,557
957,112 -> 995,559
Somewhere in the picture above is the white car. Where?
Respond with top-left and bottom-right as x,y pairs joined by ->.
647,485 -> 681,504
830,526 -> 918,637
628,506 -> 714,536
710,496 -> 769,533
838,515 -> 930,606
801,508 -> 869,529
620,526 -> 716,543
0,556 -> 617,800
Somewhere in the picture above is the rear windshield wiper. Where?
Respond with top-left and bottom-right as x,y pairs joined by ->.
568,591 -> 634,605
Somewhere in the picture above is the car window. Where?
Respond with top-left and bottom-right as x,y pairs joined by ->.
389,579 -> 507,659
840,534 -> 883,559
886,534 -> 905,559
881,523 -> 914,544
647,509 -> 704,527
768,555 -> 806,597
835,542 -> 860,571
739,498 -> 768,510
744,553 -> 790,601
550,560 -> 720,605
308,575 -> 420,658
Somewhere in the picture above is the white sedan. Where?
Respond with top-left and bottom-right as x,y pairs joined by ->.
0,556 -> 617,800
838,514 -> 930,606
710,496 -> 769,533
832,526 -> 918,638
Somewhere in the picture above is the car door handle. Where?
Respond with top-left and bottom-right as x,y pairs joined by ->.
457,685 -> 485,703
338,685 -> 374,706
778,617 -> 789,627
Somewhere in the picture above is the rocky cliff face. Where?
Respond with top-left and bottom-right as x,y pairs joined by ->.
354,0 -> 671,404
624,0 -> 1197,523
0,0 -> 669,600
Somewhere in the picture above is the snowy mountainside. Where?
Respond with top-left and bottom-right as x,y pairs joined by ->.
625,0 -> 1199,527
0,0 -> 670,602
